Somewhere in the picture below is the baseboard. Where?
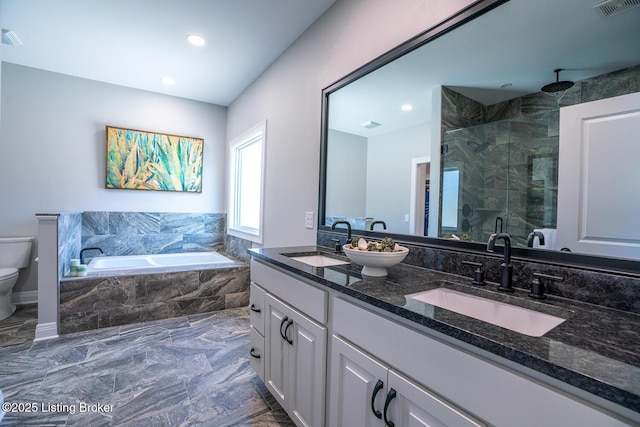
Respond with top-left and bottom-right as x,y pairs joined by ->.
34,322 -> 59,341
11,290 -> 38,305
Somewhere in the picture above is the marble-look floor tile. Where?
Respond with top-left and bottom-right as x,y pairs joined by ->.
0,304 -> 37,347
0,306 -> 293,426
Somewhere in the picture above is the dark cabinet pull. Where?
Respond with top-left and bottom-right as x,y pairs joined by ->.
383,388 -> 397,427
250,303 -> 261,313
371,379 -> 384,419
284,319 -> 294,345
279,315 -> 289,341
250,347 -> 261,359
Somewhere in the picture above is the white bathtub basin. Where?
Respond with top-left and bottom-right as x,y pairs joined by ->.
87,252 -> 234,272
407,288 -> 566,337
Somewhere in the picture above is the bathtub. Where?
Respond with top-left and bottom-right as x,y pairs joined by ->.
60,250 -> 250,334
87,251 -> 235,273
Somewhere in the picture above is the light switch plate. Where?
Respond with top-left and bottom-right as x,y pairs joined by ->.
305,211 -> 314,229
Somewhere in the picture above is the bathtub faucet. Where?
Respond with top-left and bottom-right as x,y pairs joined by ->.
80,247 -> 104,265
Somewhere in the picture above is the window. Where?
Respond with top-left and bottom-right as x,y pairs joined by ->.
441,167 -> 460,229
228,121 -> 266,243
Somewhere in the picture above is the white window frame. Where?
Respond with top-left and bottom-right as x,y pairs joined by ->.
227,120 -> 266,243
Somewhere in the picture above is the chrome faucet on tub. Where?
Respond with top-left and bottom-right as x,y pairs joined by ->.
487,233 -> 513,292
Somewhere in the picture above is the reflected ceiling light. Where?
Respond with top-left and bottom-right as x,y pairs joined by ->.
187,34 -> 206,46
361,120 -> 381,129
401,104 -> 413,111
161,76 -> 175,85
2,29 -> 23,46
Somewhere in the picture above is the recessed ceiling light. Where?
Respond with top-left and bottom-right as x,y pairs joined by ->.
361,120 -> 381,129
187,34 -> 205,46
2,29 -> 23,46
161,77 -> 175,85
401,104 -> 413,111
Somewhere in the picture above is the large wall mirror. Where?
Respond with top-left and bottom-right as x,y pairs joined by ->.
320,0 -> 640,265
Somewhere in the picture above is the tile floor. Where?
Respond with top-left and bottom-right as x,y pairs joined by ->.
0,305 -> 294,426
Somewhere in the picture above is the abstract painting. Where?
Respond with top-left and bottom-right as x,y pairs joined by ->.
106,126 -> 203,192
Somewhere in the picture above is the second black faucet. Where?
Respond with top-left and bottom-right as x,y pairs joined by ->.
487,232 -> 513,292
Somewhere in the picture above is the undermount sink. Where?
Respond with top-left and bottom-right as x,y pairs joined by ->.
289,254 -> 350,267
407,288 -> 566,337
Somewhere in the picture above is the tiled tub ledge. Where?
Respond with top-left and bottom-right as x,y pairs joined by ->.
59,262 -> 250,334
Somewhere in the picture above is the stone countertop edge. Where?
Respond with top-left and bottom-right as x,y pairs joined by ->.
248,245 -> 640,414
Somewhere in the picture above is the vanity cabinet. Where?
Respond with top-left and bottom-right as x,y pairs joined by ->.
332,297 -> 631,427
250,260 -> 328,427
330,334 -> 484,427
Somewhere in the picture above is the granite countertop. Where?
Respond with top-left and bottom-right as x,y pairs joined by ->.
249,245 -> 640,414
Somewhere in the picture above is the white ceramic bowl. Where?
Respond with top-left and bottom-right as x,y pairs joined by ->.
342,245 -> 409,276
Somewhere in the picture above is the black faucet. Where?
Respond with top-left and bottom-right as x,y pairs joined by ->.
527,230 -> 545,247
370,220 -> 387,231
80,247 -> 104,265
487,233 -> 513,292
331,220 -> 352,246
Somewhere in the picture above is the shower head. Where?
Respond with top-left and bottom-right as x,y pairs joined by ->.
541,68 -> 574,93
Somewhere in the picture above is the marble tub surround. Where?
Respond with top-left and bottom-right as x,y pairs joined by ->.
225,233 -> 253,263
250,246 -> 640,416
0,307 -> 294,426
59,264 -> 250,334
81,211 -> 227,257
57,212 -> 82,279
317,230 -> 640,314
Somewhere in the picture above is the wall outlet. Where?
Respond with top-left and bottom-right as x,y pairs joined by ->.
305,211 -> 314,229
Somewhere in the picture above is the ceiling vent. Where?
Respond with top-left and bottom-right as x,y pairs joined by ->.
2,29 -> 23,46
360,120 -> 381,129
593,0 -> 640,17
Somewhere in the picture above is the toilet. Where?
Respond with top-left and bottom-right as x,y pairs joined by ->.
0,237 -> 34,321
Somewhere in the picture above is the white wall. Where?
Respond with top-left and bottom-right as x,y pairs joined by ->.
366,123 -> 431,234
326,129 -> 367,217
0,63 -> 227,293
226,0 -> 475,247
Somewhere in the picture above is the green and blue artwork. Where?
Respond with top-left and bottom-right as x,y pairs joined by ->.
106,126 -> 203,192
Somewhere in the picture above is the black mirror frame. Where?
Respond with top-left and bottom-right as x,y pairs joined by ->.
318,0 -> 640,275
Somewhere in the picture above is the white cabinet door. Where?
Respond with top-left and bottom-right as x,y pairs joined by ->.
386,370 -> 485,427
264,293 -> 327,427
264,294 -> 290,408
288,307 -> 327,427
329,334 -> 484,427
329,335 -> 387,427
558,91 -> 640,258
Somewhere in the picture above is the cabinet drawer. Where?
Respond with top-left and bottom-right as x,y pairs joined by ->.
249,325 -> 265,381
249,282 -> 266,335
251,259 -> 327,324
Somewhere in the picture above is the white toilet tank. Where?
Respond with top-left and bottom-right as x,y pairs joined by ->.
0,237 -> 34,268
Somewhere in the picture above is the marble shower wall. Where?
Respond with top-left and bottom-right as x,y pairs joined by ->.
440,64 -> 640,245
59,266 -> 250,333
81,211 -> 226,257
57,213 -> 82,278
